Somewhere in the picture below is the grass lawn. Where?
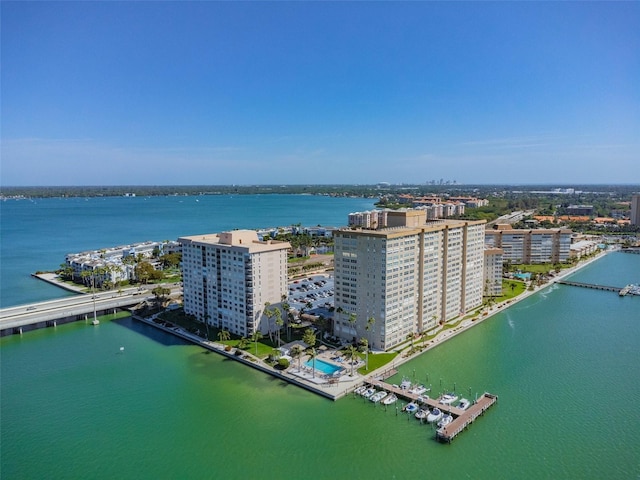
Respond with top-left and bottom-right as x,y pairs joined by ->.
358,352 -> 397,375
495,280 -> 527,301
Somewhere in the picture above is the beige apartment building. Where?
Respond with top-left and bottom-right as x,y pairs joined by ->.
179,230 -> 290,338
333,212 -> 485,351
483,248 -> 504,296
484,225 -> 572,264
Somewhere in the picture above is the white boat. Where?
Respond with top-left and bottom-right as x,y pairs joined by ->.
426,407 -> 443,423
415,408 -> 429,420
91,319 -> 100,325
409,384 -> 429,395
404,401 -> 419,414
437,413 -> 453,428
400,378 -> 412,390
439,393 -> 459,405
354,386 -> 367,395
382,394 -> 398,405
362,388 -> 376,398
370,391 -> 388,403
457,398 -> 471,410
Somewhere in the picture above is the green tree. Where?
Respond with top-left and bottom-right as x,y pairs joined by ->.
307,347 -> 317,378
274,308 -> 284,347
344,344 -> 360,376
218,330 -> 230,343
251,330 -> 263,356
348,312 -> 357,338
302,328 -> 317,349
290,344 -> 303,371
359,337 -> 369,371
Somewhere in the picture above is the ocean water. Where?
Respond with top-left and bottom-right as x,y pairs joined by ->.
0,194 -> 375,307
1,196 -> 639,478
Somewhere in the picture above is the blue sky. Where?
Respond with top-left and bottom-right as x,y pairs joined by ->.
2,1 -> 639,186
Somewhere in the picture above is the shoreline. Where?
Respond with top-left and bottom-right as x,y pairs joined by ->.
367,249 -> 611,380
25,250 -> 611,400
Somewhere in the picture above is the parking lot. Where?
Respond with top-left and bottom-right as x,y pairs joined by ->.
288,274 -> 334,320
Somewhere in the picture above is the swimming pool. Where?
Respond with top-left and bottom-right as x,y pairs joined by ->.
305,358 -> 342,375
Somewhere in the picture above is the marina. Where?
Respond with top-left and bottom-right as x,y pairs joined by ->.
355,378 -> 498,443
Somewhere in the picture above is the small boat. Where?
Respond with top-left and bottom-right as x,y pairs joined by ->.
400,378 -> 412,390
362,388 -> 376,399
457,398 -> 471,410
91,319 -> 100,325
415,408 -> 429,420
370,391 -> 388,403
382,394 -> 398,405
404,401 -> 419,414
437,413 -> 453,428
354,386 -> 367,395
439,393 -> 459,405
409,384 -> 429,395
427,407 -> 443,423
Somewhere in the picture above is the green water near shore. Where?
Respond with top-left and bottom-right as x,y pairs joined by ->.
2,252 -> 639,478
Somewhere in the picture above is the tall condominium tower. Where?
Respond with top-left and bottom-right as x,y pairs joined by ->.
333,213 -> 485,351
631,195 -> 640,226
179,230 -> 290,338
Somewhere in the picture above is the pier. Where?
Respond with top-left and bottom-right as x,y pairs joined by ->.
435,393 -> 498,443
362,379 -> 498,442
558,280 -> 639,296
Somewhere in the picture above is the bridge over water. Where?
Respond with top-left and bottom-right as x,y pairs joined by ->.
0,290 -> 151,336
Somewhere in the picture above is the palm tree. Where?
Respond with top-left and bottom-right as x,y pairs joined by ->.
264,303 -> 274,342
307,347 -> 317,378
290,344 -> 303,370
348,312 -> 357,339
359,337 -> 369,371
282,302 -> 292,341
251,330 -> 263,357
366,316 -> 375,350
274,308 -> 284,347
218,330 -> 230,343
344,345 -> 360,376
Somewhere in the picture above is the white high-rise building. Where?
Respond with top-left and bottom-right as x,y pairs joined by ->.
333,213 -> 485,351
179,230 -> 290,338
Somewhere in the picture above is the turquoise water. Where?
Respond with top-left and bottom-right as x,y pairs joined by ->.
1,195 -> 639,478
305,358 -> 341,374
2,252 -> 639,478
0,194 -> 375,307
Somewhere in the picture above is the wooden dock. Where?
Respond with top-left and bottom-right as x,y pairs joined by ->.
365,379 -> 498,443
435,393 -> 498,443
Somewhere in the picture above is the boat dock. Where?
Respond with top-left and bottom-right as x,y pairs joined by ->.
435,393 -> 498,443
363,379 -> 498,442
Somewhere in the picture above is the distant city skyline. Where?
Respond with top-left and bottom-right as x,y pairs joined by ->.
2,2 -> 639,186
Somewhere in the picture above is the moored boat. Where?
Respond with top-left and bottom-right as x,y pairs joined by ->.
439,393 -> 459,405
457,398 -> 471,410
409,384 -> 429,395
354,385 -> 367,395
404,401 -> 419,414
426,407 -> 443,423
362,388 -> 376,398
382,393 -> 398,405
437,413 -> 453,428
370,391 -> 388,403
415,408 -> 429,420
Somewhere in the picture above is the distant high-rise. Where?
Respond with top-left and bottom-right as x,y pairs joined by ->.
631,195 -> 640,226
